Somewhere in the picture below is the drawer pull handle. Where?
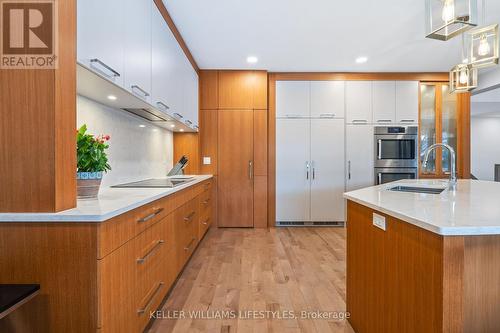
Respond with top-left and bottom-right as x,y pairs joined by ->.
137,282 -> 164,314
137,208 -> 164,223
184,211 -> 196,222
131,85 -> 150,98
184,238 -> 196,251
202,198 -> 211,205
137,240 -> 164,264
89,58 -> 120,78
202,218 -> 209,226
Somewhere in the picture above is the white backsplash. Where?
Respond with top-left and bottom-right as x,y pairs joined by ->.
77,96 -> 173,187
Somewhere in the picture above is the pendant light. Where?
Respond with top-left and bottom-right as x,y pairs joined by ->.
425,0 -> 478,41
464,0 -> 499,68
450,35 -> 478,93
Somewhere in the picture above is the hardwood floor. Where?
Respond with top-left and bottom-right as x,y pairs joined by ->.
149,227 -> 355,333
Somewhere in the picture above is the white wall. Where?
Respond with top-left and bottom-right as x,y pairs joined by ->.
77,96 -> 173,187
471,116 -> 500,181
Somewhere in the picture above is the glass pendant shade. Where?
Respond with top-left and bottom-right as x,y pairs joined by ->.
465,24 -> 499,68
449,63 -> 478,93
425,0 -> 478,41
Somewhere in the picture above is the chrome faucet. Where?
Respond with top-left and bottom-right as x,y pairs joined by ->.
422,143 -> 457,189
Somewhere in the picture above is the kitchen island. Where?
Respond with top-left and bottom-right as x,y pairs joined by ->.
344,179 -> 500,333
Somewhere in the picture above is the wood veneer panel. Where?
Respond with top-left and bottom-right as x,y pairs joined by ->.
347,200 -> 445,333
253,71 -> 268,109
463,235 -> 500,332
218,71 -> 268,109
272,72 -> 449,81
0,223 -> 98,332
217,110 -> 254,227
457,93 -> 471,179
253,109 -> 268,176
199,109 -> 218,175
199,70 -> 218,109
267,75 -> 276,227
0,0 -> 76,212
253,176 -> 268,228
173,132 -> 200,175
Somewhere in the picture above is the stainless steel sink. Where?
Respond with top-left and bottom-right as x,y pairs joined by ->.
388,185 -> 445,194
112,177 -> 195,188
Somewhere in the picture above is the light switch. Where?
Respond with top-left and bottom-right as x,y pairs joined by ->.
372,213 -> 386,231
203,157 -> 211,165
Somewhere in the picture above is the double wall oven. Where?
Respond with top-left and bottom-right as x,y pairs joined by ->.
374,126 -> 418,185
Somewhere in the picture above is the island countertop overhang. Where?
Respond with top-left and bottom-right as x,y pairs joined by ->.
344,179 -> 500,236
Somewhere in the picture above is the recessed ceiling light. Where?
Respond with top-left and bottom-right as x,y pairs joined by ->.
139,124 -> 146,128
355,56 -> 368,64
179,129 -> 184,132
247,56 -> 258,64
170,124 -> 175,128
107,95 -> 117,101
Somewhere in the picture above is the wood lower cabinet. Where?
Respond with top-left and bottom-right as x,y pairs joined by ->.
0,179 -> 213,333
218,110 -> 255,227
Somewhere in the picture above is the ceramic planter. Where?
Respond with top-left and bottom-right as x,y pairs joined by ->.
77,172 -> 103,199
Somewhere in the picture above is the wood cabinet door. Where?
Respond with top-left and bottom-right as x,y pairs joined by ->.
218,110 -> 254,227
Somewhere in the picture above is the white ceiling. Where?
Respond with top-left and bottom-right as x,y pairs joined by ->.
164,0 -> 500,72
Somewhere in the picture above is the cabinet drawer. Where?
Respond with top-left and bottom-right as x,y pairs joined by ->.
98,216 -> 173,333
198,209 -> 212,239
98,198 -> 172,259
174,198 -> 199,270
199,188 -> 212,215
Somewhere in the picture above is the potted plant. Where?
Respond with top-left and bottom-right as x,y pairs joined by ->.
76,125 -> 111,199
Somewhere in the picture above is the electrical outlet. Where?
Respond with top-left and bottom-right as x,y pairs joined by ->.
373,213 -> 386,231
203,157 -> 211,165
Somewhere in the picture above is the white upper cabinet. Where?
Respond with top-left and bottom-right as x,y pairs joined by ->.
123,0 -> 152,103
77,0 -> 125,86
276,81 -> 310,118
310,81 -> 345,118
346,81 -> 372,124
395,81 -> 419,124
372,81 -> 396,124
151,6 -> 178,117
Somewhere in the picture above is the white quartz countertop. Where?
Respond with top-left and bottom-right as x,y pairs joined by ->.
0,175 -> 213,222
344,179 -> 500,236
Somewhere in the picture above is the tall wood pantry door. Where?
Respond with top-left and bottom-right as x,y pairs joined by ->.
218,110 -> 254,227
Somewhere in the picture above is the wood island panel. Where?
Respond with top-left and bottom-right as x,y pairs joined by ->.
346,200 -> 500,333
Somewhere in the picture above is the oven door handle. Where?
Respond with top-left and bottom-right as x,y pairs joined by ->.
377,140 -> 382,160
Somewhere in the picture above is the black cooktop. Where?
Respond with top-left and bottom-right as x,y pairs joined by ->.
111,177 -> 194,188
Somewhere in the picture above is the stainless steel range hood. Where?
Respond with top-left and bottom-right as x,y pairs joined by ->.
76,63 -> 195,132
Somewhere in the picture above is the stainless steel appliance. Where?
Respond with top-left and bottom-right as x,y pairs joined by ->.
374,167 -> 418,185
374,126 -> 418,185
